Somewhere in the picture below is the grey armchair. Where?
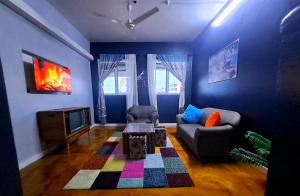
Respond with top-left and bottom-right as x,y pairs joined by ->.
176,107 -> 241,158
126,105 -> 159,125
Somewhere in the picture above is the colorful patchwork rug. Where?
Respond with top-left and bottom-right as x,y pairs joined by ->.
64,132 -> 194,189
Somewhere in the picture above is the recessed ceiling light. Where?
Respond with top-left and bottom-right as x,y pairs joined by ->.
212,0 -> 242,27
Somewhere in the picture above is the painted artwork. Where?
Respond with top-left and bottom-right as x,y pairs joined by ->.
208,39 -> 239,83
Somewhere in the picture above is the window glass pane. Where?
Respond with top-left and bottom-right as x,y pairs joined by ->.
117,63 -> 126,93
156,68 -> 166,93
168,72 -> 181,94
118,71 -> 127,94
156,62 -> 165,69
118,63 -> 126,71
103,72 -> 115,94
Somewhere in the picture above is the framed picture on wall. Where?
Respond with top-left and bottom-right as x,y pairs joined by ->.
208,39 -> 239,83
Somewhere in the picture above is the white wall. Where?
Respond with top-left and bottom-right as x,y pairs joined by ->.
0,2 -> 94,169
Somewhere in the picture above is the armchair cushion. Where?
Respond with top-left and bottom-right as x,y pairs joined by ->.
181,104 -> 204,124
128,106 -> 142,118
134,118 -> 152,123
129,105 -> 157,119
126,105 -> 158,124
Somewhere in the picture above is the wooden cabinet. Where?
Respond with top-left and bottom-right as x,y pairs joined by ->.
37,107 -> 91,149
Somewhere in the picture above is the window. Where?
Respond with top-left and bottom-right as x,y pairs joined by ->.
155,63 -> 181,94
103,63 -> 127,94
155,68 -> 166,93
117,65 -> 127,94
103,72 -> 115,94
168,72 -> 181,93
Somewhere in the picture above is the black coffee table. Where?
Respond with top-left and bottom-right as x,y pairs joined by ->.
123,123 -> 155,154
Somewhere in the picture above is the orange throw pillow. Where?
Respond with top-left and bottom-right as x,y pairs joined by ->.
205,111 -> 221,127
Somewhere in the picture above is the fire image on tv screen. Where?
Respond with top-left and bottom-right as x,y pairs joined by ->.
33,58 -> 72,93
23,51 -> 72,94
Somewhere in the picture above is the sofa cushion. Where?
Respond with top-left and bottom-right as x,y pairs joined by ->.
205,111 -> 221,127
181,104 -> 204,124
199,108 -> 240,127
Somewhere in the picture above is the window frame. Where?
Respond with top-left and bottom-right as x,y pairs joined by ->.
103,61 -> 127,96
155,63 -> 181,95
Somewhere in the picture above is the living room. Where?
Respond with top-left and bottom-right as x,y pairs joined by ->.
0,0 -> 299,195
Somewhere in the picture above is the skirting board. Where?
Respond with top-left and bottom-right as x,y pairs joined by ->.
20,123 -> 177,169
18,145 -> 59,170
19,125 -> 97,169
91,123 -> 176,129
158,123 -> 176,127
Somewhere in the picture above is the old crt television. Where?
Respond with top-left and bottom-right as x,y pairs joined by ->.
65,109 -> 90,134
37,107 -> 91,144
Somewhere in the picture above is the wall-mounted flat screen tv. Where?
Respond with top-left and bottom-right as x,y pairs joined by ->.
23,51 -> 72,94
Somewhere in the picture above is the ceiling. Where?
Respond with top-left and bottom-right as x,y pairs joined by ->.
47,0 -> 228,42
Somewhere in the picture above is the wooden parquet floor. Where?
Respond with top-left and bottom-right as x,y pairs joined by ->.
21,127 -> 266,196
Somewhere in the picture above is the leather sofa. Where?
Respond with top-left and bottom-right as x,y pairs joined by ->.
176,107 -> 241,158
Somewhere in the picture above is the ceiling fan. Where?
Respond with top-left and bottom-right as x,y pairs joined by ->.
94,0 -> 159,30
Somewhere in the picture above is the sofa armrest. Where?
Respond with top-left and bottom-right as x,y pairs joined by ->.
126,113 -> 135,123
194,125 -> 234,157
176,114 -> 185,124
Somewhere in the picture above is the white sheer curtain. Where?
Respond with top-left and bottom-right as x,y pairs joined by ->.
157,55 -> 188,110
147,54 -> 157,110
125,54 -> 138,109
97,54 -> 124,124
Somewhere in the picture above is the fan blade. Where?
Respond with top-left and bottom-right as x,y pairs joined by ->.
165,0 -> 226,5
93,12 -> 124,25
132,7 -> 159,25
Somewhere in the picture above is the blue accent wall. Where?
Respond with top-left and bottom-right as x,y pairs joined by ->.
192,2 -> 300,194
90,42 -> 193,123
192,0 -> 291,139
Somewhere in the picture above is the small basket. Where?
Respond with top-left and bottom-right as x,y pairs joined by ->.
128,135 -> 147,159
155,128 -> 166,147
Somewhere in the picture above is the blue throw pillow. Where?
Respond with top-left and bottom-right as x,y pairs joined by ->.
181,104 -> 204,124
